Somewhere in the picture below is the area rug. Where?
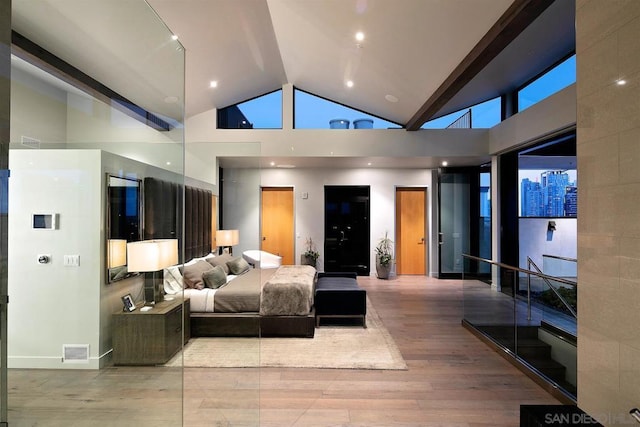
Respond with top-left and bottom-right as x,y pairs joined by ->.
165,298 -> 407,370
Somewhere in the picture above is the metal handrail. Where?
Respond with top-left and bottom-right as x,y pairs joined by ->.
462,254 -> 577,287
462,254 -> 577,320
527,257 -> 577,320
542,254 -> 577,263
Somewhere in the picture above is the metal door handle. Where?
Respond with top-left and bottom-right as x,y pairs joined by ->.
418,237 -> 425,244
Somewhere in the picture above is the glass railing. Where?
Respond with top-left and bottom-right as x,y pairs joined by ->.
525,256 -> 577,324
542,254 -> 577,281
462,254 -> 577,402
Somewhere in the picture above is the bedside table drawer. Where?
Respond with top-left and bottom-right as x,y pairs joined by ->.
164,305 -> 183,361
112,297 -> 190,365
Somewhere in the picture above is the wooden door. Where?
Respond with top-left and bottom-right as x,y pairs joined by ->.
396,187 -> 427,275
261,187 -> 294,265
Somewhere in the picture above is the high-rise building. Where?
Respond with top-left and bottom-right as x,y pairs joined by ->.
521,170 -> 576,217
521,178 -> 542,216
564,186 -> 577,217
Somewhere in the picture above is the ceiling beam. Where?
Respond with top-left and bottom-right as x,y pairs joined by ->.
405,0 -> 555,131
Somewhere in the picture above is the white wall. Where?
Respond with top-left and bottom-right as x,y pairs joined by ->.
489,84 -> 576,155
8,149 -> 186,369
8,150 -> 104,369
223,167 -> 435,276
518,218 -> 577,273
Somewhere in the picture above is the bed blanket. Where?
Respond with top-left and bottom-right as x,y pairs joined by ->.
260,265 -> 316,316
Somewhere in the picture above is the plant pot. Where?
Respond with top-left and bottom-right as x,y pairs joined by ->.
376,259 -> 392,279
301,255 -> 317,267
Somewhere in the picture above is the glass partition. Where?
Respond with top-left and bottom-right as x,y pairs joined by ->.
462,254 -> 577,402
542,254 -> 577,281
8,1 -> 187,424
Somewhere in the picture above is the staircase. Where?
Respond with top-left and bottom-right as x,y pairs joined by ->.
476,324 -> 577,397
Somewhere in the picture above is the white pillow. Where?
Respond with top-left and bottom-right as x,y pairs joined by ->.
163,266 -> 183,295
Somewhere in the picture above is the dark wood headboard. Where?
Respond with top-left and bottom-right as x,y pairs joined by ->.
144,177 -> 212,262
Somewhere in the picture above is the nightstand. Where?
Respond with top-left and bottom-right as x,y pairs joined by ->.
112,297 -> 190,365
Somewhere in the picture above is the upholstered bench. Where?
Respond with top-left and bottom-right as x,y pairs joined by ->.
315,272 -> 367,328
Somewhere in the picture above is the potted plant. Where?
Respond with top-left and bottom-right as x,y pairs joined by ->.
375,231 -> 394,279
301,237 -> 319,267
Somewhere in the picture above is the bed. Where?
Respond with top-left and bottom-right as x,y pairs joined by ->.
164,253 -> 317,338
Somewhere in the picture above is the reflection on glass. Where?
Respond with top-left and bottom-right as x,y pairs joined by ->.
8,1 -> 187,424
106,176 -> 141,282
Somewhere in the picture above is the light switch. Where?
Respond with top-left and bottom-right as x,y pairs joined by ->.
64,255 -> 80,267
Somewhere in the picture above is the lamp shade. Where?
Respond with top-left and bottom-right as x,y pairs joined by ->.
127,239 -> 178,272
108,239 -> 127,268
216,229 -> 239,247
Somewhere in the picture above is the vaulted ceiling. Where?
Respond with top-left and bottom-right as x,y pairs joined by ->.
12,0 -> 575,130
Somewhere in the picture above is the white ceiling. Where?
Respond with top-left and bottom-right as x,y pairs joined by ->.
12,0 -> 575,129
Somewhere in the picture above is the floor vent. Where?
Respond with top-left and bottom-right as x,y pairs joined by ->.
21,136 -> 41,149
62,344 -> 89,363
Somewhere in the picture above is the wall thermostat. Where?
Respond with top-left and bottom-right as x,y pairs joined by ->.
32,213 -> 58,230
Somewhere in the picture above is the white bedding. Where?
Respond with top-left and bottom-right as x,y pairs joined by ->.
182,275 -> 237,312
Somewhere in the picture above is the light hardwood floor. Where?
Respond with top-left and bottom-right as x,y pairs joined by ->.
8,276 -> 560,426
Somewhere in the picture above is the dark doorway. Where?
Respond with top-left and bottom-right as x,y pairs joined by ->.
324,186 -> 370,275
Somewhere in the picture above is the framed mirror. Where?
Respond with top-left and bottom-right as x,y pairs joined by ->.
106,175 -> 142,283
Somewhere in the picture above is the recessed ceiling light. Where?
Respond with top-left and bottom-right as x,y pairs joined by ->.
442,161 -> 448,167
166,161 -> 172,165
385,94 -> 398,103
171,34 -> 179,41
270,161 -> 275,166
617,79 -> 627,85
355,32 -> 365,42
277,164 -> 295,169
346,80 -> 354,88
209,80 -> 218,88
367,162 -> 372,166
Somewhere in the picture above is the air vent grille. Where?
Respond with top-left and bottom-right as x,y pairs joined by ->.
21,136 -> 41,149
62,344 -> 89,363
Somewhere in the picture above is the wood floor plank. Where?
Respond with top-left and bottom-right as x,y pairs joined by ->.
7,275 -> 561,426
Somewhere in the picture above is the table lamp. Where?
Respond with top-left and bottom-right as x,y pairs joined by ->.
216,229 -> 239,255
108,239 -> 127,269
127,239 -> 178,305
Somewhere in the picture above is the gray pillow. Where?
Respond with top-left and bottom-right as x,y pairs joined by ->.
182,260 -> 213,290
202,265 -> 227,289
227,257 -> 251,275
207,253 -> 233,274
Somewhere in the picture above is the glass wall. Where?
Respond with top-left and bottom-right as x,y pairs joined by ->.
7,1 -> 187,424
462,256 -> 577,401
